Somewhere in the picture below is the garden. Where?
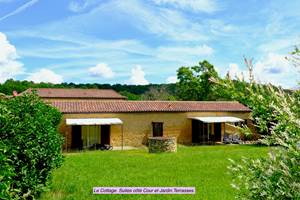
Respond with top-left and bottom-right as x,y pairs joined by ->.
1,49 -> 299,199
40,145 -> 268,200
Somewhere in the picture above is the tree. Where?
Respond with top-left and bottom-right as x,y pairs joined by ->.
288,46 -> 300,69
0,93 -> 64,199
0,79 -> 33,95
229,85 -> 300,199
225,48 -> 300,199
0,93 -> 7,99
0,79 -> 178,100
177,60 -> 219,100
212,77 -> 284,135
119,91 -> 141,100
140,86 -> 177,100
211,55 -> 293,135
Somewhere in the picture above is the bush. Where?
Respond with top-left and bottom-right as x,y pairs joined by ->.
228,85 -> 300,199
0,93 -> 64,199
237,125 -> 254,141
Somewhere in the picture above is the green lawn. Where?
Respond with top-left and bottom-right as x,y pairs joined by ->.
40,145 -> 268,200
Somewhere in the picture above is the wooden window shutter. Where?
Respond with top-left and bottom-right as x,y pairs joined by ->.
152,122 -> 163,137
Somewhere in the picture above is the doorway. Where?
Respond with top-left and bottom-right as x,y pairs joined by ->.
192,120 -> 221,144
101,125 -> 110,145
214,123 -> 222,142
192,120 -> 200,143
192,120 -> 208,143
71,125 -> 82,149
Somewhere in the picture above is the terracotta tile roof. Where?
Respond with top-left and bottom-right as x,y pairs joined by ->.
23,88 -> 126,99
50,101 -> 251,113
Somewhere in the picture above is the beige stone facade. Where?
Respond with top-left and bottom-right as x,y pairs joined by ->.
59,111 -> 251,151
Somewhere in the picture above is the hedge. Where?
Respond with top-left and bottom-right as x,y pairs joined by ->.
0,93 -> 64,199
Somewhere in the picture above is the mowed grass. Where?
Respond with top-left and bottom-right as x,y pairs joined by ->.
40,145 -> 268,200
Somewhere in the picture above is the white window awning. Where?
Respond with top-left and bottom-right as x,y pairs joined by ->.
66,118 -> 123,125
189,116 -> 244,123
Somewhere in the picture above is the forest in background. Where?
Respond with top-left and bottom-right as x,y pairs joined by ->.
0,59 -> 296,101
0,79 -> 177,100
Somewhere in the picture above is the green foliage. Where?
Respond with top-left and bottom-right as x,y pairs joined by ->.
0,79 -> 60,95
212,76 -> 287,135
0,93 -> 7,99
292,87 -> 300,118
140,86 -> 177,100
0,79 -> 179,101
228,85 -> 300,199
177,60 -> 219,100
288,45 -> 300,72
215,49 -> 300,198
119,91 -> 141,100
0,93 -> 64,199
0,79 -> 33,95
237,125 -> 253,141
292,46 -> 299,54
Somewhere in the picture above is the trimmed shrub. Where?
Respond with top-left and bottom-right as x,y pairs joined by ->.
0,93 -> 63,199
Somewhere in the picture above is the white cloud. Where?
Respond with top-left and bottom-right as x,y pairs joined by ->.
8,0 -> 215,64
253,53 -> 298,87
207,19 -> 238,36
129,65 -> 149,85
26,68 -> 63,84
228,63 -> 245,80
226,53 -> 299,88
16,38 -> 152,60
114,0 -> 209,42
157,44 -> 213,62
255,53 -> 288,75
0,32 -> 24,83
0,33 -> 17,62
258,37 -> 299,53
68,1 -> 87,12
166,75 -> 178,83
152,0 -> 219,13
88,63 -> 115,79
68,0 -> 98,13
0,0 -> 39,22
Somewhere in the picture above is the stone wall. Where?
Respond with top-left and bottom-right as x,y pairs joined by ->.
148,137 -> 177,153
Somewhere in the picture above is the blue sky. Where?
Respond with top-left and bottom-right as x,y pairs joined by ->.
0,0 -> 299,88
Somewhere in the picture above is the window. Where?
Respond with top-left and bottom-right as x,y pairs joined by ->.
81,125 -> 101,148
152,122 -> 163,137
